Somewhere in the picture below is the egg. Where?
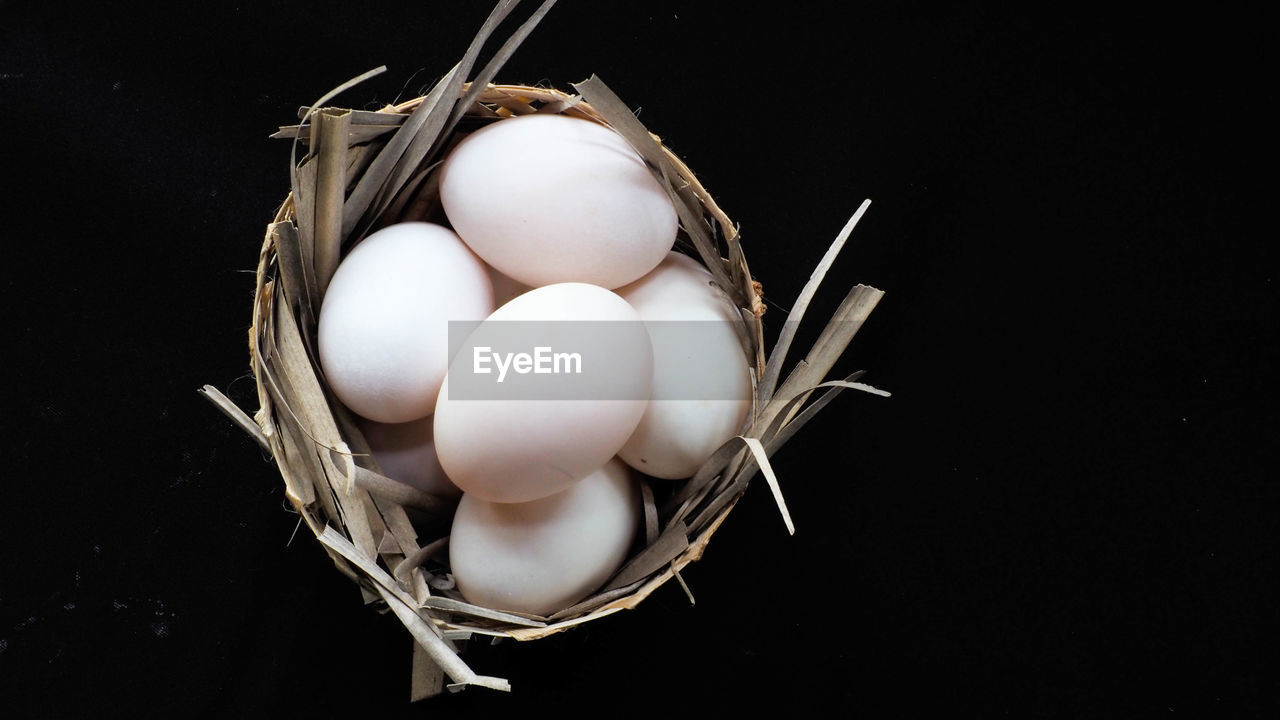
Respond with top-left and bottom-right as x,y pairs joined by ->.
317,222 -> 493,423
434,283 -> 653,503
439,113 -> 678,289
615,252 -> 753,479
357,415 -> 460,498
449,458 -> 640,616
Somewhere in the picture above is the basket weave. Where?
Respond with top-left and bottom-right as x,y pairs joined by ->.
217,75 -> 883,698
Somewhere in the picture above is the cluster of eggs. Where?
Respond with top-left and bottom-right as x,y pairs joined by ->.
317,114 -> 752,616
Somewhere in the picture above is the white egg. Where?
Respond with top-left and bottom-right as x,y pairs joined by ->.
356,415 -> 460,498
616,252 -> 753,479
318,222 -> 494,423
434,283 -> 653,503
439,113 -> 678,289
449,458 -> 640,616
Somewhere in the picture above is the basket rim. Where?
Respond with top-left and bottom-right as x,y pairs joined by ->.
249,81 -> 767,641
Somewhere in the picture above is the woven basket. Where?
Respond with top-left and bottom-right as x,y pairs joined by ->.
203,21 -> 884,699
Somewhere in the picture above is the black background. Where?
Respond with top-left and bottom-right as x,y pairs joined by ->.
1,1 -> 1275,717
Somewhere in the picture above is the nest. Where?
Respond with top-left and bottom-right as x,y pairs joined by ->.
202,3 -> 886,701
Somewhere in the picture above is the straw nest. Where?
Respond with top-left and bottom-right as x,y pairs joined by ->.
202,6 -> 887,701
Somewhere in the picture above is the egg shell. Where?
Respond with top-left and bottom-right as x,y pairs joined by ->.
449,458 -> 640,616
356,415 -> 460,498
434,283 -> 653,503
439,113 -> 678,289
317,222 -> 494,423
616,252 -> 753,479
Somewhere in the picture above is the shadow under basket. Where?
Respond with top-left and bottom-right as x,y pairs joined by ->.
203,77 -> 886,700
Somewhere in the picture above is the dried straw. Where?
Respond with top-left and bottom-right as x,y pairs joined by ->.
202,0 -> 887,701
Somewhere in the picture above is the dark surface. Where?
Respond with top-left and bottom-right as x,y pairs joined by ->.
1,1 -> 1275,717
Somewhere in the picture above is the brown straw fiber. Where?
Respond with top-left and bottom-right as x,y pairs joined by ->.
203,3 -> 886,699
